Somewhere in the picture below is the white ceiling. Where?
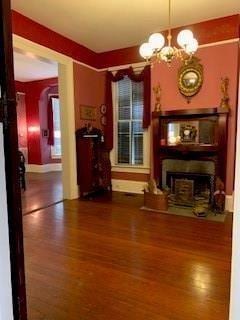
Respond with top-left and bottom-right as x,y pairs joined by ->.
13,50 -> 58,82
11,0 -> 240,52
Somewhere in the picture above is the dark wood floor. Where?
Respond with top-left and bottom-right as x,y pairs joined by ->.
21,172 -> 63,214
23,192 -> 232,320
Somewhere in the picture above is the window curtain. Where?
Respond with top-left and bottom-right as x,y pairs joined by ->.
105,65 -> 151,151
47,95 -> 59,146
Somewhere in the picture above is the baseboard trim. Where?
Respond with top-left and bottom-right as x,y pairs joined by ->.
225,194 -> 234,212
26,163 -> 62,173
112,179 -> 147,194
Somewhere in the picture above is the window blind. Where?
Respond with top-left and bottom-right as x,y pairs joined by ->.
117,76 -> 143,165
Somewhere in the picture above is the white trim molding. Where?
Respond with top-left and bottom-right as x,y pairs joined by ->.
16,91 -> 26,95
112,179 -> 147,194
98,39 -> 239,72
111,166 -> 150,174
110,81 -> 151,172
0,124 -> 14,320
198,38 -> 239,49
73,59 -> 100,72
107,61 -> 148,72
225,194 -> 234,212
26,163 -> 62,173
13,34 -> 78,200
229,66 -> 240,320
13,34 -> 71,65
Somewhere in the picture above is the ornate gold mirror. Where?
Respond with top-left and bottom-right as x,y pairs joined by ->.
178,57 -> 203,102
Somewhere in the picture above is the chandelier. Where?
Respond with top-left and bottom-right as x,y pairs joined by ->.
139,0 -> 198,65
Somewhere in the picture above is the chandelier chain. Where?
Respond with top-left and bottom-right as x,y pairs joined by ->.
168,0 -> 171,33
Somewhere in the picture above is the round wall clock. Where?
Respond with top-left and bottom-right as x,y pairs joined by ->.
100,104 -> 107,114
100,115 -> 107,126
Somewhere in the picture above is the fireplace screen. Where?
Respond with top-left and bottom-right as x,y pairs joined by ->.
175,179 -> 194,206
167,172 -> 214,207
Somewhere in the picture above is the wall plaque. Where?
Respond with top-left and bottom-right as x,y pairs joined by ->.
80,105 -> 97,121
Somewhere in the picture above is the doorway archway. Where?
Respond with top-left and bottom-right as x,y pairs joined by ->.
13,34 -> 78,199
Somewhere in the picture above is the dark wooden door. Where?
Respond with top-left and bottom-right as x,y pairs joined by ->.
0,0 -> 27,319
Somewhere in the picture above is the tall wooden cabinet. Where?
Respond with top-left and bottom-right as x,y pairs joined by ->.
76,125 -> 112,197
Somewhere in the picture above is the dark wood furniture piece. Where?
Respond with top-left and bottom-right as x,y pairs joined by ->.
152,108 -> 229,191
18,151 -> 26,191
76,125 -> 112,198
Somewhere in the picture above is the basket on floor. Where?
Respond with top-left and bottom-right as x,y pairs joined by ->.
144,191 -> 168,211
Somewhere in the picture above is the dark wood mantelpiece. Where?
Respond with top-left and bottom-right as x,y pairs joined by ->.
152,107 -> 229,189
152,107 -> 229,119
159,144 -> 219,153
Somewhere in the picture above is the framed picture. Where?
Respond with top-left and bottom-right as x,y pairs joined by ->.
180,123 -> 197,143
80,105 -> 97,120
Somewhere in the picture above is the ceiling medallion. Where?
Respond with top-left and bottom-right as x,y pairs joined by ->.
139,0 -> 198,65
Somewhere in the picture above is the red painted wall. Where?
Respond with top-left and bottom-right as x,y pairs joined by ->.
16,78 -> 60,165
15,80 -> 26,93
151,42 -> 239,195
73,63 -> 106,131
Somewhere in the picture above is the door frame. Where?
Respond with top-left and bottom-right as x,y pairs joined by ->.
0,0 -> 27,318
229,44 -> 240,320
13,34 -> 78,200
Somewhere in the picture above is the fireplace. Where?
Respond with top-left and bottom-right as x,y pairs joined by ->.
152,107 -> 229,210
166,171 -> 214,207
162,159 -> 215,207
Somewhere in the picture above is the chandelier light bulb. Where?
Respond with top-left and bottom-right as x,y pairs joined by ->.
177,29 -> 194,48
148,33 -> 165,51
185,38 -> 198,54
139,42 -> 154,59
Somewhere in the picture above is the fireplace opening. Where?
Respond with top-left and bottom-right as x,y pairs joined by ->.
161,159 -> 215,208
166,171 -> 214,207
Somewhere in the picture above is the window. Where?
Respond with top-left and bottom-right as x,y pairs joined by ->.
116,76 -> 144,165
51,97 -> 62,158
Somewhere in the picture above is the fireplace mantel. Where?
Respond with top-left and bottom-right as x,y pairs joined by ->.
152,107 -> 229,189
152,107 -> 229,118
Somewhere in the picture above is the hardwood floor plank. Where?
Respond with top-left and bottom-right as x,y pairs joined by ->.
21,172 -> 63,214
23,193 -> 231,320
